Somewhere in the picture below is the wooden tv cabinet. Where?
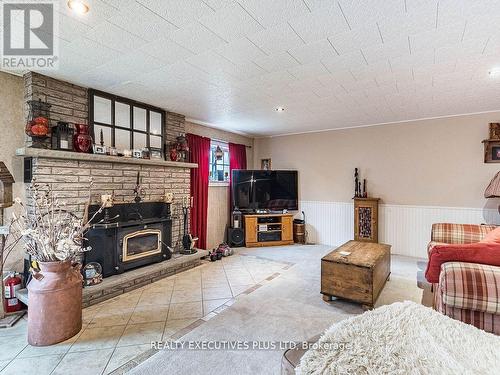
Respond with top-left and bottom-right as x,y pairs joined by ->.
244,213 -> 294,247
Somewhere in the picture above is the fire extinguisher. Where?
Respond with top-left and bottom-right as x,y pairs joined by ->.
4,272 -> 23,313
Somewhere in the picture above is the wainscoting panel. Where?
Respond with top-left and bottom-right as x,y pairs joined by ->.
300,201 -> 499,258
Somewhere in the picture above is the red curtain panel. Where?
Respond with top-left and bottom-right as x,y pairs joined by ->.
187,133 -> 210,249
229,143 -> 248,210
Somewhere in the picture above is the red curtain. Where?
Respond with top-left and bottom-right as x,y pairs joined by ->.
187,133 -> 210,249
229,143 -> 247,210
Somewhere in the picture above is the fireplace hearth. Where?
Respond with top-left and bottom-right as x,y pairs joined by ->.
84,202 -> 172,277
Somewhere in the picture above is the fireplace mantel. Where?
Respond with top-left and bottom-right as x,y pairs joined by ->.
16,148 -> 198,169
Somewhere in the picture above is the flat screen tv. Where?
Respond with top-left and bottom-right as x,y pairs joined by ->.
232,170 -> 298,212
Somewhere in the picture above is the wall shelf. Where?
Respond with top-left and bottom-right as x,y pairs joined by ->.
16,147 -> 198,169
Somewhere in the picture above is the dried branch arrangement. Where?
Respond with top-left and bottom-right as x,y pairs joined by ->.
8,183 -> 104,262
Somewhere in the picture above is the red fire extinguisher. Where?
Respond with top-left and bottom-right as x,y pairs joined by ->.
4,272 -> 23,313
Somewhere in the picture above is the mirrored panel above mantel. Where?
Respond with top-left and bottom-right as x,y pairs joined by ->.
89,89 -> 166,159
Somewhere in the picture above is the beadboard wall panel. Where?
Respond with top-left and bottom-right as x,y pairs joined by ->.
300,201 -> 499,258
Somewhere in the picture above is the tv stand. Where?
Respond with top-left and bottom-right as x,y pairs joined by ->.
244,213 -> 294,247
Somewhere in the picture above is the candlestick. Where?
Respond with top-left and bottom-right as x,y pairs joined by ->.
99,128 -> 104,146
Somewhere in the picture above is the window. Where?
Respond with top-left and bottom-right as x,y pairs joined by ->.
209,141 -> 230,182
89,89 -> 165,152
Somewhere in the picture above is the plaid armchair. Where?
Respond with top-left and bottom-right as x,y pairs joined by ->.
429,223 -> 500,335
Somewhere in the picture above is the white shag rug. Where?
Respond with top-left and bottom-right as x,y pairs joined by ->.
297,301 -> 500,375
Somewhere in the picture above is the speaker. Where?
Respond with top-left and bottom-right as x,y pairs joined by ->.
227,227 -> 245,247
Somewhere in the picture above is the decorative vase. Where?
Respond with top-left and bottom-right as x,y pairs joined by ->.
169,147 -> 178,161
73,124 -> 92,153
27,260 -> 83,346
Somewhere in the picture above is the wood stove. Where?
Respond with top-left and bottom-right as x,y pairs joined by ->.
84,202 -> 172,277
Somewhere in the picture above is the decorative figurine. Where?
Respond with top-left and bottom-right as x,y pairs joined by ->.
354,169 -> 369,198
93,129 -> 107,155
354,168 -> 360,197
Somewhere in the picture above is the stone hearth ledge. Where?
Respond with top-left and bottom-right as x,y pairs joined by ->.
16,147 -> 198,169
16,250 -> 209,308
82,250 -> 209,307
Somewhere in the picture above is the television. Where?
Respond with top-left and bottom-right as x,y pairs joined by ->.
232,170 -> 298,212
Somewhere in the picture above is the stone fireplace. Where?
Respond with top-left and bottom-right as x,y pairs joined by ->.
85,201 -> 173,277
20,72 -> 196,257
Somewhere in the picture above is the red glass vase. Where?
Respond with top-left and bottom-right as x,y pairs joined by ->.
73,124 -> 92,153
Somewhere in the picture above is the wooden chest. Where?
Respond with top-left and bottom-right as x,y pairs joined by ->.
321,241 -> 391,309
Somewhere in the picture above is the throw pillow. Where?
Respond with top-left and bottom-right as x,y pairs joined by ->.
425,242 -> 500,283
480,226 -> 500,244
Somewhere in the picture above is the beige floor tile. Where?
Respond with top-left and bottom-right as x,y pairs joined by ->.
104,344 -> 151,374
69,325 -> 125,352
1,354 -> 63,375
163,318 -> 198,339
0,360 -> 10,371
173,279 -> 201,291
18,329 -> 82,358
0,318 -> 27,337
0,334 -> 27,361
202,281 -> 230,290
230,284 -> 254,296
146,278 -> 175,290
137,290 -> 172,306
89,308 -> 134,327
170,288 -> 202,303
129,305 -> 169,324
117,322 -> 164,346
202,287 -> 233,301
51,348 -> 114,375
167,301 -> 203,320
227,276 -> 255,286
203,298 -> 231,314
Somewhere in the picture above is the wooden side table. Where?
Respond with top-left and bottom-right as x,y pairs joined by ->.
321,241 -> 391,309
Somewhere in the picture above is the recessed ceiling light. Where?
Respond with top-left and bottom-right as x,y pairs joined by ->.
275,106 -> 285,112
68,0 -> 89,15
489,68 -> 500,77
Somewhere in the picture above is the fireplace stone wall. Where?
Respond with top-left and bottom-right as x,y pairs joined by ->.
26,155 -> 191,250
22,72 -> 193,250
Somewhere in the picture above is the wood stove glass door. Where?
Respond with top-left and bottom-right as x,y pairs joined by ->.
122,229 -> 162,262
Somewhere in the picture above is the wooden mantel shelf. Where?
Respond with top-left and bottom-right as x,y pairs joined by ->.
16,148 -> 198,169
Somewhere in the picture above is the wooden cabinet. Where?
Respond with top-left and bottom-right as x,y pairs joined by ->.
354,198 -> 379,243
281,216 -> 293,241
244,216 -> 258,243
244,213 -> 294,247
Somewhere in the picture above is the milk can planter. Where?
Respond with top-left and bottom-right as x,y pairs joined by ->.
6,183 -> 105,345
28,260 -> 83,346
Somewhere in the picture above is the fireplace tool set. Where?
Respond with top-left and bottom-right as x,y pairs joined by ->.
180,196 -> 198,255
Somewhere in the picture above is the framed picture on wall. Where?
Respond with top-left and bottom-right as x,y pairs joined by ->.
483,139 -> 500,163
261,158 -> 272,170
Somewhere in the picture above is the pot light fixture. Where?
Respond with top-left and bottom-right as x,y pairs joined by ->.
489,68 -> 500,77
68,0 -> 89,15
275,106 -> 285,112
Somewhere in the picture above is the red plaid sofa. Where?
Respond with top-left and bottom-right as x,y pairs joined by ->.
429,223 -> 500,335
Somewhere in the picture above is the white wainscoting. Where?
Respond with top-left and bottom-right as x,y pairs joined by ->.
300,201 -> 499,258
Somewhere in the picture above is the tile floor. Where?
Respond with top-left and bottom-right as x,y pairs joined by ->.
0,254 -> 291,375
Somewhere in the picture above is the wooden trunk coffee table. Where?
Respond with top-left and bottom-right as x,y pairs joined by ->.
321,241 -> 391,309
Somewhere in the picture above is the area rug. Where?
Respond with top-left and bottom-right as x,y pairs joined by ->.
297,301 -> 500,375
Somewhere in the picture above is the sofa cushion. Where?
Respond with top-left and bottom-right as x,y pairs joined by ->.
480,226 -> 500,244
425,242 -> 500,283
438,262 -> 500,316
430,223 -> 496,244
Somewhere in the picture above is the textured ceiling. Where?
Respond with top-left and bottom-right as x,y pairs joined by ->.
5,0 -> 500,136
